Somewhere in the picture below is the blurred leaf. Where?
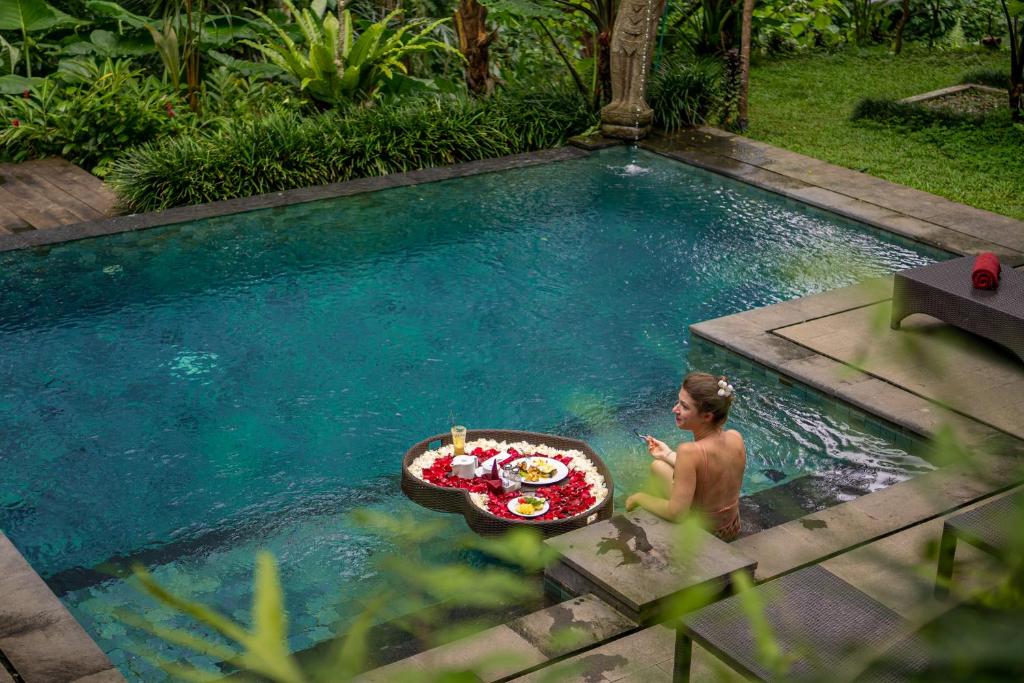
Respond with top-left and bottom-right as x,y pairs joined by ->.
319,593 -> 388,681
246,552 -> 300,679
463,527 -> 558,572
379,560 -> 537,606
732,570 -> 789,675
564,390 -> 617,430
926,423 -> 971,468
133,565 -> 251,645
350,508 -> 450,544
116,610 -> 237,662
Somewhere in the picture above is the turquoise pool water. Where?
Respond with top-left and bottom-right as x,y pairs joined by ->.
0,147 -> 944,679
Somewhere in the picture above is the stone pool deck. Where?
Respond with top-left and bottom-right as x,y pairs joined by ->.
0,533 -> 124,682
3,128 -> 1024,680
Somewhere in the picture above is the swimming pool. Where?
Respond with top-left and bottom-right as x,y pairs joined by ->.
0,146 -> 945,679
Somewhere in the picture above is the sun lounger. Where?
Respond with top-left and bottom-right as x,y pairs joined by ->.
672,565 -> 927,681
935,490 -> 1022,598
890,256 -> 1024,363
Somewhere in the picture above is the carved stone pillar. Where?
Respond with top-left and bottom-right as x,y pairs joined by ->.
600,0 -> 664,140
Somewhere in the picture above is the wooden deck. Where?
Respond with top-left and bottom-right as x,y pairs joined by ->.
0,158 -> 117,234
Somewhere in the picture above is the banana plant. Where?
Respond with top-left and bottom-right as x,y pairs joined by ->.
242,0 -> 463,106
0,0 -> 81,79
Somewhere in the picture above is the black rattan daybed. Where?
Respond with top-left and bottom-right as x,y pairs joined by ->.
891,256 -> 1024,363
401,429 -> 614,538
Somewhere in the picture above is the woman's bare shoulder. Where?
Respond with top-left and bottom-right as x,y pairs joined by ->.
723,428 -> 745,443
673,441 -> 701,466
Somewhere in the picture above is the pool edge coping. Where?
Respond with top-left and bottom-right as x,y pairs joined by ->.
0,146 -> 590,253
639,127 -> 1024,266
0,531 -> 125,682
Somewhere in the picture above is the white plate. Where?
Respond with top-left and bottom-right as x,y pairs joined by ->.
511,457 -> 569,485
507,496 -> 550,518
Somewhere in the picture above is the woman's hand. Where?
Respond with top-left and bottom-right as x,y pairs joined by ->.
644,435 -> 673,462
625,493 -> 641,511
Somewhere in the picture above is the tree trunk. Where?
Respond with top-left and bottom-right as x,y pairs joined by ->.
455,0 -> 496,96
596,31 -> 612,108
893,0 -> 911,55
737,0 -> 753,130
1000,0 -> 1022,119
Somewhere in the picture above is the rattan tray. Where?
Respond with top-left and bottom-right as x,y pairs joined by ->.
401,429 -> 614,537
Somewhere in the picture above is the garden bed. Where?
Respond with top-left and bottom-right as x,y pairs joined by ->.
900,84 -> 1007,117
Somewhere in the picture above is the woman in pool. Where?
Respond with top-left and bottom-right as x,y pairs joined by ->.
625,372 -> 746,541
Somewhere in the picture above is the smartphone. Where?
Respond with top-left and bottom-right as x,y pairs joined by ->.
631,428 -> 648,442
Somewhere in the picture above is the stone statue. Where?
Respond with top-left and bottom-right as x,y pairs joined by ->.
600,0 -> 665,140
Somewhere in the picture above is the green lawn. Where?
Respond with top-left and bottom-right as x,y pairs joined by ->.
746,46 -> 1024,220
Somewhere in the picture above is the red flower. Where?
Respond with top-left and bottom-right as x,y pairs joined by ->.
164,102 -> 176,118
21,89 -> 29,99
11,119 -> 19,127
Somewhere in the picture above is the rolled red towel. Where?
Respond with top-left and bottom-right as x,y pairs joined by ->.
972,252 -> 1001,290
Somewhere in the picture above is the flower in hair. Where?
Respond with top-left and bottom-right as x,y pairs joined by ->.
717,379 -> 734,398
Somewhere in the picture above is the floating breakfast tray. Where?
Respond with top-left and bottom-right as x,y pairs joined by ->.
401,429 -> 615,538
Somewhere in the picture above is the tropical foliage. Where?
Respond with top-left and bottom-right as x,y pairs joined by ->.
241,0 -> 461,106
106,85 -> 594,210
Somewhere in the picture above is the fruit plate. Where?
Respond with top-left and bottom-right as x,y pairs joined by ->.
508,496 -> 550,518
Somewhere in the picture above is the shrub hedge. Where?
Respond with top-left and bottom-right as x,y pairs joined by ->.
108,86 -> 596,212
648,56 -> 727,132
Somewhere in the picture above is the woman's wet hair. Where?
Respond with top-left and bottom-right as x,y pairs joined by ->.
682,372 -> 734,425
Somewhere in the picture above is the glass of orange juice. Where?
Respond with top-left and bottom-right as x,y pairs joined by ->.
451,425 -> 467,455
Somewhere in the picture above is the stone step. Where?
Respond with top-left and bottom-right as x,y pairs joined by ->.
0,533 -> 124,683
507,624 -> 744,683
355,593 -> 638,682
544,512 -> 756,624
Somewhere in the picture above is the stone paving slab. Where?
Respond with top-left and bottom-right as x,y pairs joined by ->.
355,623 -> 545,682
509,625 -> 743,683
731,462 -> 1021,582
544,512 -> 756,623
774,301 -> 1024,441
71,669 -> 129,683
0,667 -> 13,683
821,515 -> 1001,624
353,596 -> 637,682
505,594 -> 637,659
690,279 -> 1020,450
508,625 -> 674,683
0,533 -> 123,683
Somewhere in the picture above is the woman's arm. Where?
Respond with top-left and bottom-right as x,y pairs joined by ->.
626,445 -> 697,521
644,435 -> 677,467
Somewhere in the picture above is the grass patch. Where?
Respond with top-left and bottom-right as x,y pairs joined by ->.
747,46 -> 1024,220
